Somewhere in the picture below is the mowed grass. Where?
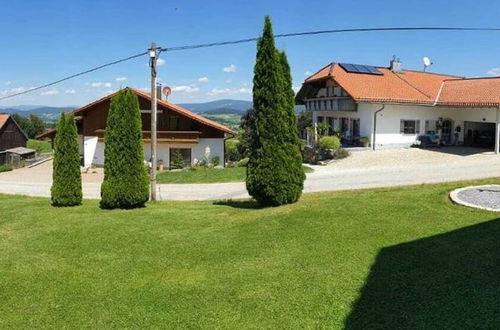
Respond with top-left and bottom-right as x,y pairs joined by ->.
1,179 -> 499,329
157,165 -> 313,184
27,139 -> 52,154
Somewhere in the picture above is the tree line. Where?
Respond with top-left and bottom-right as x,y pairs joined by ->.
12,113 -> 47,139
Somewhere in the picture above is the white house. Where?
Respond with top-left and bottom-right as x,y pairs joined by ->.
296,59 -> 500,153
38,88 -> 235,168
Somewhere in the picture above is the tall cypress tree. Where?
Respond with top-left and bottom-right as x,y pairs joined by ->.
100,89 -> 149,209
51,113 -> 82,206
246,16 -> 305,206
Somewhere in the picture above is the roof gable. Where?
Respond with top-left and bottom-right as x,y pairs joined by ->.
0,114 -> 10,130
38,87 -> 235,138
0,114 -> 28,140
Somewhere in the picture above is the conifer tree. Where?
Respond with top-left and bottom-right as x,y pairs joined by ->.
100,89 -> 149,209
246,16 -> 305,206
51,113 -> 82,206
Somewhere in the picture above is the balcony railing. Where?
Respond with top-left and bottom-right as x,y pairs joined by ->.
305,97 -> 357,112
94,129 -> 202,143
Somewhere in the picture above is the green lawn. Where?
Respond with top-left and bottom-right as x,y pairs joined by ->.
157,165 -> 313,184
27,139 -> 52,154
1,180 -> 499,328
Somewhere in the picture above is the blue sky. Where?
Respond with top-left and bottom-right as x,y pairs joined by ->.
1,0 -> 500,107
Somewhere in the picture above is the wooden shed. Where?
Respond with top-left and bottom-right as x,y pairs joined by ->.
0,114 -> 28,152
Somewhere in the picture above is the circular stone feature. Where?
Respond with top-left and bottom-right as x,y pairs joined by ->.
450,185 -> 500,212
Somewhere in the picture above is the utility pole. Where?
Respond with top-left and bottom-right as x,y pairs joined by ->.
149,43 -> 158,201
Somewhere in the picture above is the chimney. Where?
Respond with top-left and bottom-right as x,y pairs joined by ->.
390,56 -> 403,73
156,84 -> 162,100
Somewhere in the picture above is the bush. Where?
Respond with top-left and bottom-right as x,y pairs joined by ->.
170,150 -> 185,169
359,136 -> 370,147
211,156 -> 220,167
225,138 -> 241,161
100,89 -> 149,209
318,136 -> 340,150
0,164 -> 13,172
51,113 -> 82,207
238,157 -> 249,167
334,148 -> 350,160
316,122 -> 331,138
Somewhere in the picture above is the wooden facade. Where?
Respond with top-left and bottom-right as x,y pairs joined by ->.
76,97 -> 225,140
0,115 -> 28,152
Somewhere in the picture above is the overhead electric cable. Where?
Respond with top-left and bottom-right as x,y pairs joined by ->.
2,27 -> 500,101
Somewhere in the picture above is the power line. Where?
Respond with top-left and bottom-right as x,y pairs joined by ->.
2,26 -> 500,101
163,27 -> 500,51
0,51 -> 147,101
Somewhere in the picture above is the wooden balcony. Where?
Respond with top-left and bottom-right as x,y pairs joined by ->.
305,97 -> 357,112
94,130 -> 202,143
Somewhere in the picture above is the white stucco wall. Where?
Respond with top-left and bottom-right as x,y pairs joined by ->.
311,103 -> 499,149
83,137 -> 225,168
359,103 -> 498,149
83,137 -> 105,167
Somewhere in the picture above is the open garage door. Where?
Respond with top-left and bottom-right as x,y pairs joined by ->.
464,121 -> 495,149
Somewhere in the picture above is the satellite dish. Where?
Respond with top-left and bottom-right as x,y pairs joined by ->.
423,56 -> 433,71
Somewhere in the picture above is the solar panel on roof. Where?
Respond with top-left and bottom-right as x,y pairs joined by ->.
339,63 -> 383,75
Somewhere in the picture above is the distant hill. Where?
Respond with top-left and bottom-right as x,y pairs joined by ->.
0,99 -> 305,125
178,99 -> 252,114
0,106 -> 73,122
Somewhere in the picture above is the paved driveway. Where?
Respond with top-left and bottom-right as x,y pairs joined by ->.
1,147 -> 500,200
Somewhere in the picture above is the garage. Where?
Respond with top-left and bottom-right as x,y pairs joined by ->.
464,121 -> 495,149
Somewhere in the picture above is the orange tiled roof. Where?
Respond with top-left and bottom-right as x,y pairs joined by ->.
436,77 -> 500,107
0,114 -> 9,129
38,88 -> 235,138
304,63 -> 462,105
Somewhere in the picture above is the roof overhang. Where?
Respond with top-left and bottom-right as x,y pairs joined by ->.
37,87 -> 235,139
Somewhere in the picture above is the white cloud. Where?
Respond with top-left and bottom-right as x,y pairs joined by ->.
305,71 -> 312,76
10,87 -> 25,93
115,77 -> 127,82
293,86 -> 301,93
89,82 -> 111,88
207,87 -> 251,96
157,58 -> 166,66
198,77 -> 209,83
223,64 -> 237,73
487,68 -> 500,76
172,85 -> 200,93
40,89 -> 59,96
65,89 -> 76,94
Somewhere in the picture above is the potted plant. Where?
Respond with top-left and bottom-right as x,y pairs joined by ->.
158,159 -> 164,171
359,137 -> 370,147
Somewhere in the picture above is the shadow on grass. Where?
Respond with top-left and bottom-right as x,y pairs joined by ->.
212,199 -> 265,209
344,218 -> 500,329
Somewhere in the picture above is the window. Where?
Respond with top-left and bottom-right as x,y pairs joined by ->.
400,120 -> 420,134
168,116 -> 180,130
169,148 -> 191,168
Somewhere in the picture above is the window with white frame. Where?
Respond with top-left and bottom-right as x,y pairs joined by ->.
400,120 -> 420,134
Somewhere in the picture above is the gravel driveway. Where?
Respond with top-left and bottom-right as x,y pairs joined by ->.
1,147 -> 499,200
